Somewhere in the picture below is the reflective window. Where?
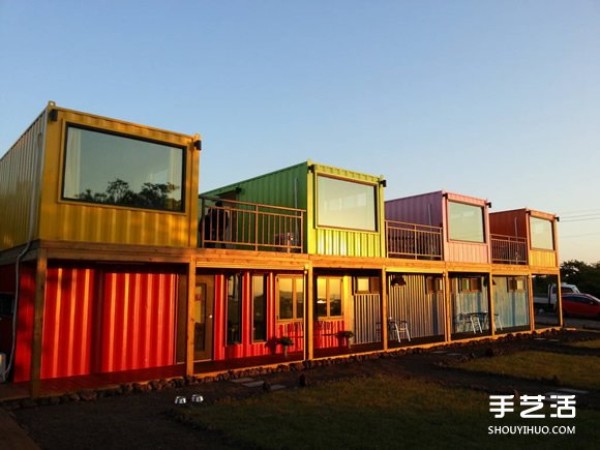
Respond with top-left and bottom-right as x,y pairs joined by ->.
63,126 -> 184,211
316,277 -> 343,318
226,274 -> 242,345
448,202 -> 484,243
277,276 -> 304,320
317,176 -> 376,231
530,217 -> 554,250
252,275 -> 267,342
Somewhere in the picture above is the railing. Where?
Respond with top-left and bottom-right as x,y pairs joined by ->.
199,196 -> 305,252
386,220 -> 443,260
491,234 -> 527,264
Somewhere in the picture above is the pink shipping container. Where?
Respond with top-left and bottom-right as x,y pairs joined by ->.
385,191 -> 491,264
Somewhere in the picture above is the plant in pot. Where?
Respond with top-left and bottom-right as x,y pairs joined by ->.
338,330 -> 355,349
277,336 -> 294,357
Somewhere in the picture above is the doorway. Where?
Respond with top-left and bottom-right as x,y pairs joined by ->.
194,275 -> 214,361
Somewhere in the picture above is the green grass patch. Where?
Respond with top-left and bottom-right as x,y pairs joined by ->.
459,351 -> 600,390
179,375 -> 599,449
568,339 -> 600,349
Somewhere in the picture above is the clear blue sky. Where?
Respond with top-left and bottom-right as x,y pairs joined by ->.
1,1 -> 599,263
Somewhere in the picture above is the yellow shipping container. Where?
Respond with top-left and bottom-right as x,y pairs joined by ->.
0,102 -> 200,250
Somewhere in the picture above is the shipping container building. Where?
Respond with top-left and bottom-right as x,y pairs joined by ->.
0,103 -> 563,399
0,102 -> 200,393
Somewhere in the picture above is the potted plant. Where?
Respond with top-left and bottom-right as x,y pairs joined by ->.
277,336 -> 294,357
338,330 -> 355,349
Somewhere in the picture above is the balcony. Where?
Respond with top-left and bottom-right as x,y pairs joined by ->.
386,220 -> 443,260
199,197 -> 305,252
490,234 -> 527,265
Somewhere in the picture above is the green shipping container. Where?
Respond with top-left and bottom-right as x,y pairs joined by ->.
201,161 -> 386,257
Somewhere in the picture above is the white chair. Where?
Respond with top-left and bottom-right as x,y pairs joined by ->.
388,318 -> 411,342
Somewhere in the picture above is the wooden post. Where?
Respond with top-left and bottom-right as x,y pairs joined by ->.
185,261 -> 195,378
487,274 -> 495,336
304,266 -> 314,361
528,274 -> 536,332
381,268 -> 388,351
444,272 -> 452,343
29,249 -> 47,398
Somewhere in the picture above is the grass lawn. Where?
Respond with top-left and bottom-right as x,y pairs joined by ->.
458,351 -> 600,390
179,374 -> 599,449
568,339 -> 600,349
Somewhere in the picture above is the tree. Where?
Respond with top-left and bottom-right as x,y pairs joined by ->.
560,260 -> 600,298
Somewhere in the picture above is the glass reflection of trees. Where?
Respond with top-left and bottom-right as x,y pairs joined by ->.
76,178 -> 181,211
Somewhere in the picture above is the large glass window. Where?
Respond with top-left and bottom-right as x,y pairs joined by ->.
317,176 -> 376,231
252,275 -> 267,342
277,276 -> 304,321
316,277 -> 343,318
530,217 -> 554,250
448,201 -> 484,242
226,274 -> 242,345
63,126 -> 184,211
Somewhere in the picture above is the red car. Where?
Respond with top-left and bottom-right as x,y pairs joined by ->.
561,293 -> 600,319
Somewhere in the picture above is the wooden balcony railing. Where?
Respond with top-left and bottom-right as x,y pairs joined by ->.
386,220 -> 443,260
200,197 -> 304,252
491,234 -> 527,264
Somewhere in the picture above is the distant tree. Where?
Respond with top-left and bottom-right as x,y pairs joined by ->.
138,182 -> 177,209
560,260 -> 600,298
76,179 -> 180,211
106,178 -> 134,204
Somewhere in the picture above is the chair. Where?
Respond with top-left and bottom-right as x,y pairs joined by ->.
388,317 -> 411,342
457,313 -> 482,334
492,314 -> 503,332
468,313 -> 483,334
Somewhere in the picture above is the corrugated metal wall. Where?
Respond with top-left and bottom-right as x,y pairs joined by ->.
353,294 -> 381,344
13,264 -> 36,382
385,191 -> 444,227
42,267 -> 95,378
0,109 -> 46,251
38,106 -> 199,248
388,275 -> 445,339
490,210 -> 527,237
99,270 -> 177,372
446,242 -> 490,263
529,250 -> 558,268
313,319 -> 345,349
40,265 -> 179,379
203,162 -> 309,210
314,228 -> 382,257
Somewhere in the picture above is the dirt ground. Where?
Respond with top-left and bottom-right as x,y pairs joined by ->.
5,328 -> 600,450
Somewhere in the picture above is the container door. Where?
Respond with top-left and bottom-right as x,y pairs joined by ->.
194,275 -> 214,360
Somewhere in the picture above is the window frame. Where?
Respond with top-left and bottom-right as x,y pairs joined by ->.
225,273 -> 243,345
276,275 -> 304,322
316,276 -> 344,318
425,276 -> 444,294
457,277 -> 482,293
447,201 -> 485,243
316,175 -> 378,232
529,216 -> 555,250
251,274 -> 268,343
61,124 -> 187,213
